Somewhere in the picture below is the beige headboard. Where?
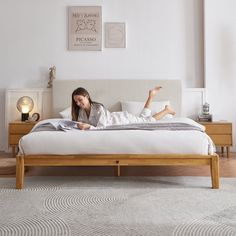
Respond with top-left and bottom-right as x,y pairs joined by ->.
53,80 -> 182,117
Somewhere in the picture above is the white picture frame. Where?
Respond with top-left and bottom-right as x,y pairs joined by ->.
105,22 -> 126,48
68,6 -> 102,51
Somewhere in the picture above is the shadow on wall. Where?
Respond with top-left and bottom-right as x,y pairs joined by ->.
219,27 -> 236,87
184,0 -> 204,88
0,89 -> 7,151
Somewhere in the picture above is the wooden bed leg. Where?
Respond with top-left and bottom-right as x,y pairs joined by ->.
115,160 -> 121,177
117,165 -> 121,177
16,155 -> 24,189
210,155 -> 219,189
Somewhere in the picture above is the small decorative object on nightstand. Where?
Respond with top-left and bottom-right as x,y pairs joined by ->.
199,121 -> 232,158
8,121 -> 37,157
198,102 -> 212,122
30,112 -> 40,122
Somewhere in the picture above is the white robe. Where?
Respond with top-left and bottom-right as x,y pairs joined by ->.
78,103 -> 155,128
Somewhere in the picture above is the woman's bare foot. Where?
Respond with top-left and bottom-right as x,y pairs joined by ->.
165,105 -> 176,115
149,86 -> 162,98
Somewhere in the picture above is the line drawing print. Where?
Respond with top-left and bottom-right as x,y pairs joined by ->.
69,6 -> 102,50
75,19 -> 97,33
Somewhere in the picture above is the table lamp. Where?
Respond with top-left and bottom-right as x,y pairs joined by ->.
16,96 -> 34,121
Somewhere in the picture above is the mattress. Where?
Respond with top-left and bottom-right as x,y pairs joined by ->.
19,119 -> 215,155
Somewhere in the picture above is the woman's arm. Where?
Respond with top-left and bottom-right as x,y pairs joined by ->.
77,122 -> 91,130
76,105 -> 109,130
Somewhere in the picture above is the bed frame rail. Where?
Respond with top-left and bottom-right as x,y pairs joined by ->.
16,154 -> 219,189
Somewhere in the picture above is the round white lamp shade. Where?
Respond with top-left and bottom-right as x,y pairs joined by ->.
16,96 -> 34,121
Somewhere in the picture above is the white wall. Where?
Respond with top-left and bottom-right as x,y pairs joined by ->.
204,0 -> 236,151
0,0 -> 204,151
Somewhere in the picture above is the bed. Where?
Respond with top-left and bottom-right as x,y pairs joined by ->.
16,80 -> 219,189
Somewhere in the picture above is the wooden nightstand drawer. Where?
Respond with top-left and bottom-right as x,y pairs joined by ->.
8,121 -> 37,157
199,121 -> 233,158
9,124 -> 34,134
210,135 -> 232,146
9,134 -> 25,145
204,124 -> 232,134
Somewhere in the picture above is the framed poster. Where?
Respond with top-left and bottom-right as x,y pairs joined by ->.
68,6 -> 102,51
105,22 -> 126,48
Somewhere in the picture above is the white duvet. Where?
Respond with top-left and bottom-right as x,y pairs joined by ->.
19,117 -> 215,155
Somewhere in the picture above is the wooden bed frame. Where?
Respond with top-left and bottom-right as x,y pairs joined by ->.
15,80 -> 220,189
16,154 -> 219,189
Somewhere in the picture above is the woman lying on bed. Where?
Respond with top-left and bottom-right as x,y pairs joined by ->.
71,87 -> 176,130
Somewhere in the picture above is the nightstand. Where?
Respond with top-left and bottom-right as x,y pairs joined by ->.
8,121 -> 37,157
199,121 -> 232,158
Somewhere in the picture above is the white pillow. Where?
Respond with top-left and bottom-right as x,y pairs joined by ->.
121,101 -> 173,119
59,107 -> 72,119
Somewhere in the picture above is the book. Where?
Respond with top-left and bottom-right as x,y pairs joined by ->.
58,120 -> 79,131
32,119 -> 79,132
198,114 -> 212,122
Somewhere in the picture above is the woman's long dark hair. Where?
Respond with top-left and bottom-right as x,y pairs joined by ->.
71,87 -> 103,121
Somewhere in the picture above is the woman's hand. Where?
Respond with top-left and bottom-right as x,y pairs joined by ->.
77,122 -> 91,130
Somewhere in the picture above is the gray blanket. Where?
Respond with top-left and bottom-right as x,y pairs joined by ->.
32,122 -> 203,132
94,122 -> 203,131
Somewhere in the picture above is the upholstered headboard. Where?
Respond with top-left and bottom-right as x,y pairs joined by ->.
53,80 -> 182,117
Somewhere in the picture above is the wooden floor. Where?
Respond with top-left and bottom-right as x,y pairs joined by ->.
1,151 -> 236,178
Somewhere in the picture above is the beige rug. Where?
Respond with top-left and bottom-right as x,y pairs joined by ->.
0,176 -> 236,236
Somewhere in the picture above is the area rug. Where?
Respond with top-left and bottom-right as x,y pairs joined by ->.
0,176 -> 236,236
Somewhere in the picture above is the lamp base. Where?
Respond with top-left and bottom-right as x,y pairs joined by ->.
21,113 -> 29,121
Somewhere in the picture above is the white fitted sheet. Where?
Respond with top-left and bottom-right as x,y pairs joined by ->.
19,125 -> 214,156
